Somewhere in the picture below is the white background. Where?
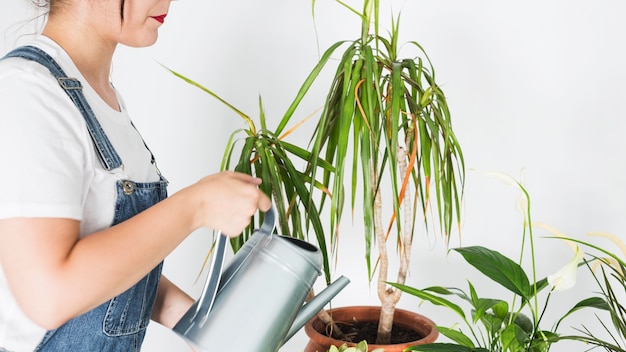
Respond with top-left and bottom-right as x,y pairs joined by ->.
2,1 -> 626,351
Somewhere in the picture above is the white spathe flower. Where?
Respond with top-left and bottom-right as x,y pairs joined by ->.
587,231 -> 626,275
478,169 -> 530,222
547,246 -> 584,291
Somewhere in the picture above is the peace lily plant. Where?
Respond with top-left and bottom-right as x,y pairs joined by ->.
538,230 -> 626,351
391,173 -> 596,352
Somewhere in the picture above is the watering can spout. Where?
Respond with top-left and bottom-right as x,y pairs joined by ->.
284,275 -> 350,343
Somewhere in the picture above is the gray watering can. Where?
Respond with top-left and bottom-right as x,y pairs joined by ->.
172,206 -> 350,352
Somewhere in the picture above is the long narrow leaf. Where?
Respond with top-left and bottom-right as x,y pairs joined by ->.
389,282 -> 466,319
435,326 -> 476,348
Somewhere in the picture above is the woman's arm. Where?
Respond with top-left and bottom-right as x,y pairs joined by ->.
151,275 -> 194,329
0,172 -> 270,330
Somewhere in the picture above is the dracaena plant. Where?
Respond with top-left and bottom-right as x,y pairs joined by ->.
306,0 -> 465,344
391,173 -> 603,352
163,66 -> 336,283
166,0 -> 465,344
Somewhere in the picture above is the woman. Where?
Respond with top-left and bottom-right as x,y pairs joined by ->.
0,0 -> 270,351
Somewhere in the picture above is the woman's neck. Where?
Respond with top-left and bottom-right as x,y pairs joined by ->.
42,19 -> 120,111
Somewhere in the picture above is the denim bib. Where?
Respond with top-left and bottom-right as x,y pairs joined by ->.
3,46 -> 168,352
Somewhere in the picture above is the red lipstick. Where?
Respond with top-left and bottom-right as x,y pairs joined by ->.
152,14 -> 167,24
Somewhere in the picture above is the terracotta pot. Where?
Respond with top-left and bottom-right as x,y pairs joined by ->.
303,306 -> 438,352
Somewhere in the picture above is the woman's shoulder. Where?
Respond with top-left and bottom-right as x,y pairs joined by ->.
0,39 -> 88,143
0,38 -> 65,94
0,35 -> 78,83
2,37 -> 78,97
0,57 -> 75,122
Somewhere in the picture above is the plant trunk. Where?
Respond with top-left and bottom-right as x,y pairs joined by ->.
315,307 -> 346,340
306,290 -> 346,340
376,296 -> 396,344
375,145 -> 413,345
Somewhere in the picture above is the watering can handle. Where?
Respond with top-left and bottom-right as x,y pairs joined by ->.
191,231 -> 227,325
190,205 -> 277,326
259,204 -> 276,235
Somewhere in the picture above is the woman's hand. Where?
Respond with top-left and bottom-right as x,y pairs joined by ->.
182,171 -> 271,237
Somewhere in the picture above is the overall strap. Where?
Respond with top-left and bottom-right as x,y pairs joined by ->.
2,45 -> 123,171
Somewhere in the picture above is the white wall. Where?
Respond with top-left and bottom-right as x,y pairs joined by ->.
2,1 -> 626,351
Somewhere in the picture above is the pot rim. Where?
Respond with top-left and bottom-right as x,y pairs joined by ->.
304,305 -> 439,349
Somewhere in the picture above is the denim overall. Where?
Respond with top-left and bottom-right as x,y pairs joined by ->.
3,46 -> 168,352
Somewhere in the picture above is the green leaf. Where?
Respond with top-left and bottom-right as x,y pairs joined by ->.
491,301 -> 509,319
436,326 -> 475,348
422,286 -> 456,295
162,66 -> 255,132
532,277 -> 550,296
473,298 -> 505,324
405,343 -> 490,352
508,312 -> 534,334
501,322 -> 529,351
276,40 -> 347,136
560,296 -> 610,322
355,340 -> 368,351
281,141 -> 334,171
478,311 -> 504,335
453,246 -> 532,300
388,283 -> 466,319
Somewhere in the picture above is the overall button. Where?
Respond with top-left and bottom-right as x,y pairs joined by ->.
122,180 -> 135,195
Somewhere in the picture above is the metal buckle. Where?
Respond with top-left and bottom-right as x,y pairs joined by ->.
57,77 -> 83,90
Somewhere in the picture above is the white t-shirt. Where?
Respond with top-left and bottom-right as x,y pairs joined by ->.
0,36 -> 160,351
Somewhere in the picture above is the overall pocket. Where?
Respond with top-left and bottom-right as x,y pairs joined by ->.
103,264 -> 162,336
